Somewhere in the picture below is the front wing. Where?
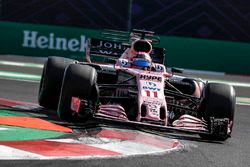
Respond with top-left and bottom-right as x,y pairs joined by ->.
93,114 -> 211,136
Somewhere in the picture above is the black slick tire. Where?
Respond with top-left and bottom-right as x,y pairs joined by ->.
199,83 -> 235,141
38,56 -> 76,110
57,64 -> 98,122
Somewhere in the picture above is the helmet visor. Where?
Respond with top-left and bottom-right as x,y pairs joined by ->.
132,58 -> 151,67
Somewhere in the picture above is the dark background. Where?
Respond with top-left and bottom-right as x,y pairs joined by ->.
1,0 -> 250,42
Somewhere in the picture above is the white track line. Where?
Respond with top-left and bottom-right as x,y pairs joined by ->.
0,61 -> 43,68
0,127 -> 8,131
183,69 -> 225,76
0,146 -> 43,159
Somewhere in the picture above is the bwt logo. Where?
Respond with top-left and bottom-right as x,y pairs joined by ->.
145,81 -> 156,87
142,86 -> 160,91
22,30 -> 86,52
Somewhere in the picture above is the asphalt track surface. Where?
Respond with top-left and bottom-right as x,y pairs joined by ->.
0,56 -> 250,167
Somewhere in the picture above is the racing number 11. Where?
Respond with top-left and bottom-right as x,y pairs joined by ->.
145,90 -> 158,98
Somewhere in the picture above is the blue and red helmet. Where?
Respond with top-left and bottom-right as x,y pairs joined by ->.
132,52 -> 152,68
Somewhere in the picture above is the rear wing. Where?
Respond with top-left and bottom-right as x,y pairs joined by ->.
86,29 -> 165,64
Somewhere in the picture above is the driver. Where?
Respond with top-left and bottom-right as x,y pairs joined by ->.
131,52 -> 152,70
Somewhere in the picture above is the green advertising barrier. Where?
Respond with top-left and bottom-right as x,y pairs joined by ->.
159,36 -> 250,74
0,21 -> 250,74
0,21 -> 101,60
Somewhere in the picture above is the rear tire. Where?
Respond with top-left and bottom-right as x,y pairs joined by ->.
199,83 -> 235,141
57,64 -> 98,122
38,56 -> 76,110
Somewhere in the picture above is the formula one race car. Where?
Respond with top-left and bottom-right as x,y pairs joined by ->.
38,29 -> 235,141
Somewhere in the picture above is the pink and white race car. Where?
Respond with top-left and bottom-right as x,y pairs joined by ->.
38,29 -> 235,141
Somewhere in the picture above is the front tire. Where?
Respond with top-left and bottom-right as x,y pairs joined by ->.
199,83 -> 235,141
57,64 -> 98,122
38,56 -> 76,110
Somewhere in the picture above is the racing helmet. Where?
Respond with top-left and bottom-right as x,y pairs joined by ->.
132,52 -> 152,69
